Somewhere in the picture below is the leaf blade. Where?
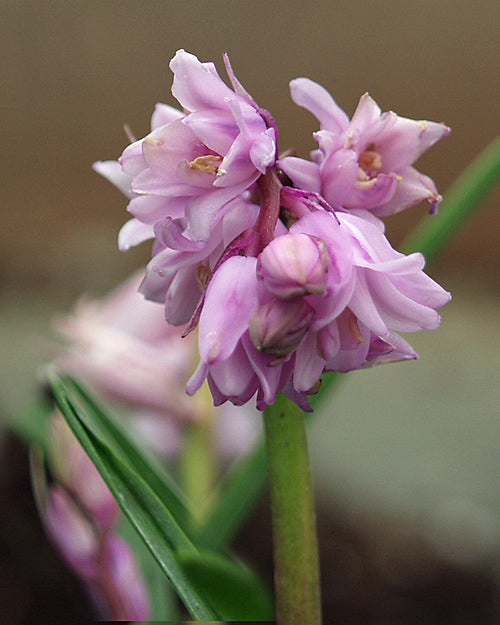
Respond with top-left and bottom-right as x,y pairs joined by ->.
49,371 -> 218,620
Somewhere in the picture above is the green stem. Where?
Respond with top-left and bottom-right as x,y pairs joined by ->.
401,134 -> 500,261
263,394 -> 322,625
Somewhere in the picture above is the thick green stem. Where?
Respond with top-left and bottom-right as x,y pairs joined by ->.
263,394 -> 322,625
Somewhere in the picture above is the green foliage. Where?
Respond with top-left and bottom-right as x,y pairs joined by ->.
48,372 -> 273,621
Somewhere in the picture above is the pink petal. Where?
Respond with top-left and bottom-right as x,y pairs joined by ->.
249,127 -> 277,173
366,271 -> 443,332
345,172 -> 399,210
118,218 -> 154,251
349,93 -> 382,136
164,265 -> 201,325
372,166 -> 442,216
277,156 -> 322,194
292,332 -> 325,392
289,78 -> 349,134
170,49 -> 235,113
199,256 -> 259,364
150,102 -> 184,130
241,332 -> 283,407
183,109 -> 237,156
92,161 -> 134,198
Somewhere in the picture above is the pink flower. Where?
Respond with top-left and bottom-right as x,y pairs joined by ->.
94,49 -> 276,248
44,487 -> 150,621
140,194 -> 260,324
187,209 -> 450,409
54,270 -> 197,424
278,78 -> 450,216
287,210 -> 450,385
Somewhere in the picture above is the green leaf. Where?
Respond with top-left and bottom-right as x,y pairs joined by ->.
49,371 -> 218,620
56,375 -> 191,528
178,550 -> 274,621
401,134 -> 500,263
118,515 -> 180,622
196,437 -> 267,551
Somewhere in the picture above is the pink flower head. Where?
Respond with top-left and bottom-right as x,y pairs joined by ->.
278,78 -> 450,216
94,53 -> 451,412
94,49 -> 276,248
187,209 -> 450,410
54,270 -> 197,429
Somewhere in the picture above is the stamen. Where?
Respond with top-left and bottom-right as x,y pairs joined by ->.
187,154 -> 222,174
347,314 -> 364,343
358,149 -> 382,177
195,263 -> 211,290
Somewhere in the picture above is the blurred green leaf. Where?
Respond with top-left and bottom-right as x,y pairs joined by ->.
118,514 -> 181,622
178,550 -> 274,621
196,437 -> 267,551
57,375 -> 190,528
49,371 -> 218,620
7,396 -> 52,449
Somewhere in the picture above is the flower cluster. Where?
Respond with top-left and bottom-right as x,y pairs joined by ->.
95,49 -> 451,411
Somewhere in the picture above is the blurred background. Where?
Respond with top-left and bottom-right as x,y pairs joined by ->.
1,1 -> 499,623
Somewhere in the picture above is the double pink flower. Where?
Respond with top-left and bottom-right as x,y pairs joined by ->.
279,78 -> 450,216
95,50 -> 451,411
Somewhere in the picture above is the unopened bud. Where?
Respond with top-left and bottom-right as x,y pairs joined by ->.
257,232 -> 329,299
249,298 -> 314,357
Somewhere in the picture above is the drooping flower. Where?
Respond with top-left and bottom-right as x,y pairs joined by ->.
278,78 -> 450,216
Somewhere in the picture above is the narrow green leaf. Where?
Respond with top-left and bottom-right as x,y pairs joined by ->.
49,372 -> 218,620
56,375 -> 190,528
401,134 -> 500,262
118,515 -> 180,621
178,550 -> 274,621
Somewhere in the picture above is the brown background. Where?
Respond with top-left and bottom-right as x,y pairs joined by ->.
1,3 -> 499,622
1,0 -> 499,305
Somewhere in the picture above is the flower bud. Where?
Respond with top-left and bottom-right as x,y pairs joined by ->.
249,298 -> 314,358
257,232 -> 329,300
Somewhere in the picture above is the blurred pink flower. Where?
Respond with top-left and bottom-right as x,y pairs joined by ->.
43,414 -> 150,621
51,270 -> 260,458
279,78 -> 450,216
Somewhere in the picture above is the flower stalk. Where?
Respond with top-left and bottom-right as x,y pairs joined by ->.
263,393 -> 322,625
